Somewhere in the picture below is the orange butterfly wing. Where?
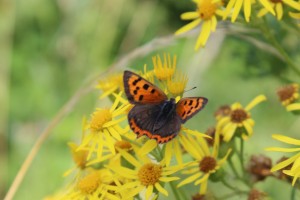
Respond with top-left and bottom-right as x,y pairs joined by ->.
176,97 -> 208,123
123,70 -> 167,104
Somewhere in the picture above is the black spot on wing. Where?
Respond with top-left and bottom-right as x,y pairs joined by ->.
133,77 -> 142,86
143,84 -> 149,90
150,89 -> 155,94
139,95 -> 144,101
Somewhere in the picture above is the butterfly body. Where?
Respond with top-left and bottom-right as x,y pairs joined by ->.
123,70 -> 208,143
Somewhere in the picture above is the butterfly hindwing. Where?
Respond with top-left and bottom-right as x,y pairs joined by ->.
123,70 -> 167,104
128,104 -> 180,143
176,97 -> 208,123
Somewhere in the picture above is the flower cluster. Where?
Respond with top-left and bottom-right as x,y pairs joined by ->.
176,0 -> 300,49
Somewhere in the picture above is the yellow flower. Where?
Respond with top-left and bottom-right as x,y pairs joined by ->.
223,0 -> 255,22
109,149 -> 180,200
177,132 -> 231,194
277,83 -> 299,106
167,71 -> 188,97
96,73 -> 123,99
152,54 -> 176,81
258,0 -> 300,20
266,134 -> 300,185
175,0 -> 225,49
63,142 -> 89,177
78,93 -> 130,159
63,169 -> 121,200
137,127 -> 211,166
217,95 -> 267,142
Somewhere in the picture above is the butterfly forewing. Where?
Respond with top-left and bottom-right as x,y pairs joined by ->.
123,71 -> 167,104
176,97 -> 208,123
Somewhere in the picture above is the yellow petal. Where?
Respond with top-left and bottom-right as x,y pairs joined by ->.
232,0 -> 243,22
265,147 -> 300,152
138,139 -> 157,156
194,173 -> 209,185
272,134 -> 300,145
103,129 -> 116,154
177,172 -> 202,187
287,103 -> 300,111
259,0 -> 275,15
126,185 -> 145,199
283,0 -> 300,10
289,12 -> 300,18
271,152 -> 300,172
174,139 -> 183,165
155,183 -> 168,196
244,0 -> 251,22
211,16 -> 217,32
181,12 -> 199,20
223,0 -> 236,20
165,141 -> 173,166
276,3 -> 283,20
145,185 -> 153,200
175,19 -> 201,35
199,179 -> 208,194
257,8 -> 269,17
109,127 -> 122,141
159,176 -> 180,182
245,95 -> 267,111
223,123 -> 237,142
195,20 -> 211,49
117,148 -> 141,168
180,135 -> 202,159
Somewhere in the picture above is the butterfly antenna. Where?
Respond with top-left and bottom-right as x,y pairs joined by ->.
184,87 -> 197,94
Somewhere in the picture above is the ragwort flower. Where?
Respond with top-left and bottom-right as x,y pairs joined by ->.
63,142 -> 89,177
224,0 -> 275,22
97,73 -> 123,99
78,93 -> 130,159
167,71 -> 188,97
175,0 -> 225,49
289,10 -> 300,26
258,0 -> 300,20
109,148 -> 180,200
266,134 -> 300,185
63,169 -> 120,200
217,95 -> 267,142
277,83 -> 299,107
177,133 -> 231,194
153,54 -> 176,81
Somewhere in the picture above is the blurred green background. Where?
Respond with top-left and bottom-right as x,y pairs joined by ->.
1,0 -> 300,199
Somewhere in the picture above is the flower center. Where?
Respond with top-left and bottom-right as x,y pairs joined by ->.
90,109 -> 112,131
230,109 -> 248,123
277,84 -> 298,102
199,156 -> 217,173
198,1 -> 217,20
138,163 -> 162,186
114,140 -> 132,151
78,172 -> 101,194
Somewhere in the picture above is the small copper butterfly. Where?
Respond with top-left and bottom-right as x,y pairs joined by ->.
123,70 -> 208,143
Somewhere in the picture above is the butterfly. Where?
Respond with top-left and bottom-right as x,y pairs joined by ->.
123,70 -> 208,143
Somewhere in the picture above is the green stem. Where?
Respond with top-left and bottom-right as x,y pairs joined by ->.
239,138 -> 245,176
221,178 -> 238,192
228,156 -> 241,179
170,181 -> 182,200
291,187 -> 296,200
259,18 -> 300,77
